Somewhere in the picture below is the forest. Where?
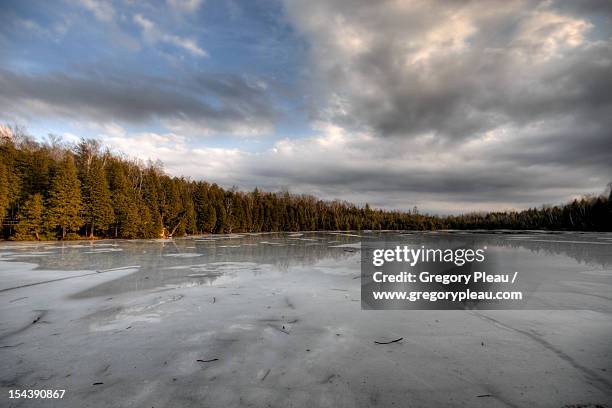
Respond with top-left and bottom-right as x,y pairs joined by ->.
1,126 -> 611,240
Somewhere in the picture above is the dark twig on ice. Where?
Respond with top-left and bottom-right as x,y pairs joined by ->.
197,358 -> 219,363
476,394 -> 491,398
374,337 -> 403,344
268,324 -> 290,335
92,382 -> 104,385
0,342 -> 24,348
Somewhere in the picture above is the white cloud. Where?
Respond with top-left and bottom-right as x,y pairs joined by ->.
512,9 -> 592,62
133,13 -> 153,32
133,14 -> 208,57
76,0 -> 115,22
166,0 -> 204,13
161,117 -> 273,138
163,35 -> 207,57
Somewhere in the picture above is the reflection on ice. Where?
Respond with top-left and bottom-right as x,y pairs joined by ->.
1,231 -> 611,407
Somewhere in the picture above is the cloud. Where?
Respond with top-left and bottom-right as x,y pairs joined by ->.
92,0 -> 609,213
91,119 -> 609,214
2,0 -> 610,213
0,69 -> 278,136
166,0 -> 205,13
133,13 -> 208,57
76,0 -> 115,22
284,0 -> 610,139
269,0 -> 612,210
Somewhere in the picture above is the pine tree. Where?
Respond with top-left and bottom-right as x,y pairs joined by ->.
159,177 -> 184,236
0,130 -> 22,226
14,194 -> 44,240
201,202 -> 217,233
46,155 -> 84,239
109,162 -> 141,238
182,187 -> 197,235
142,166 -> 164,237
0,163 -> 9,220
215,202 -> 227,233
81,160 -> 114,237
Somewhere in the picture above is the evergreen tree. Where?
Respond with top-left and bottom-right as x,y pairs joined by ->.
81,160 -> 114,237
46,155 -> 84,239
14,193 -> 44,240
142,165 -> 164,237
215,202 -> 227,233
156,176 -> 183,236
108,162 -> 141,238
181,184 -> 198,235
608,183 -> 612,231
0,129 -> 22,225
202,203 -> 217,233
0,163 -> 8,220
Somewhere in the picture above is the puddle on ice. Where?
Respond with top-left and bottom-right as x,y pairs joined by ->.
1,231 -> 611,407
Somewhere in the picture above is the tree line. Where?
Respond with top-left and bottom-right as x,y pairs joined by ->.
1,126 -> 611,240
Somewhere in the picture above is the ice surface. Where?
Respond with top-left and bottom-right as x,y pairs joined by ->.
1,231 -> 611,407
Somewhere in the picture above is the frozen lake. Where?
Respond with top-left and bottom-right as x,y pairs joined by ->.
1,231 -> 611,407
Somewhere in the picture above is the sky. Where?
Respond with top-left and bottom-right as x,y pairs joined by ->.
1,0 -> 611,214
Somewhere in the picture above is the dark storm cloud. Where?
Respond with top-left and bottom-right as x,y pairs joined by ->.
251,150 -> 583,197
0,69 -> 279,135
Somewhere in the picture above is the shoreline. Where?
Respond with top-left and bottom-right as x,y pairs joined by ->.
2,228 -> 610,243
